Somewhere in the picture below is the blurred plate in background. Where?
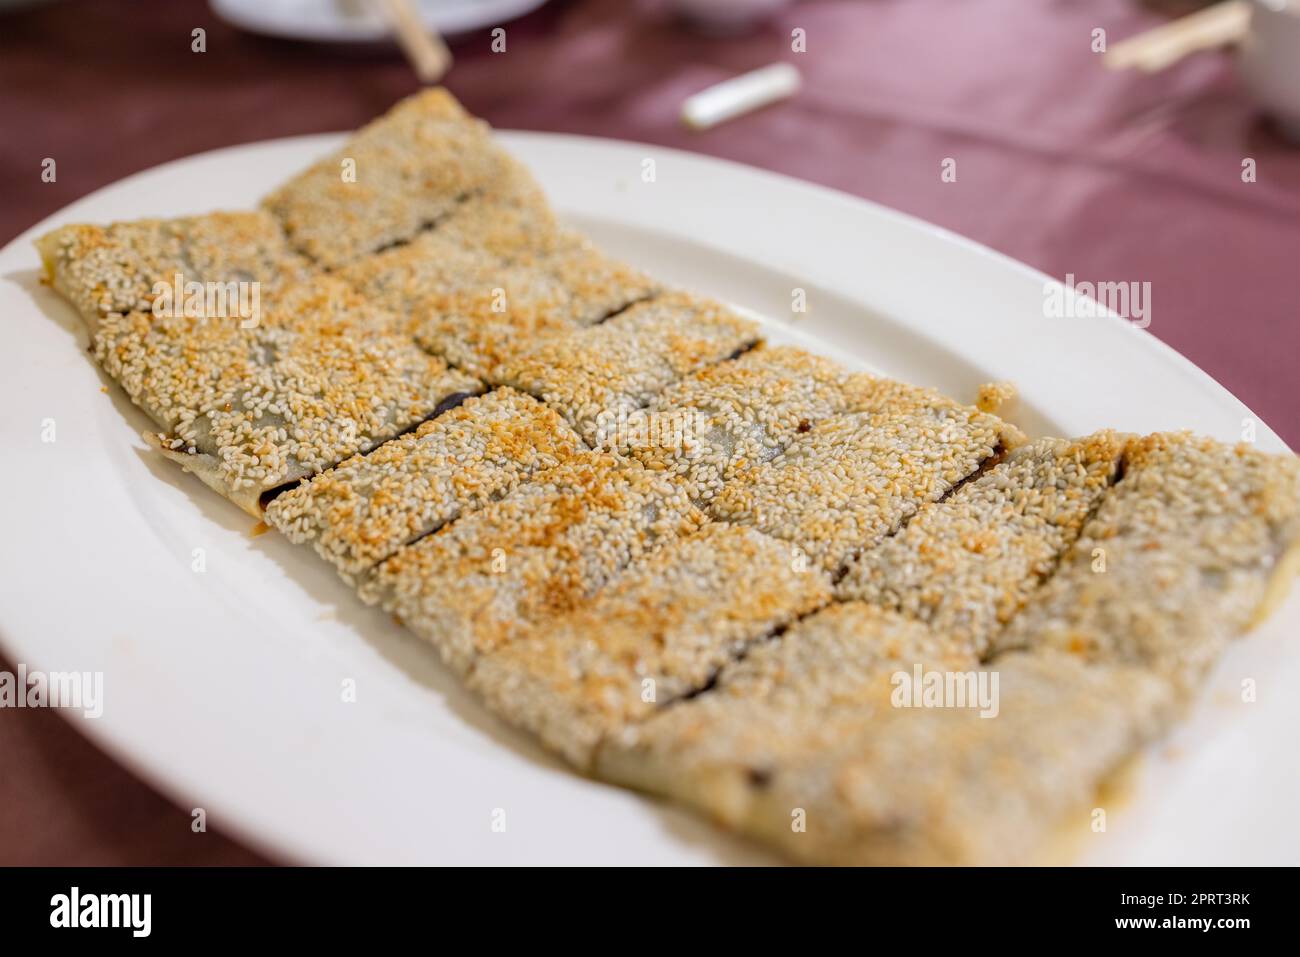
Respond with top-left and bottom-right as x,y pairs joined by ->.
210,0 -> 550,42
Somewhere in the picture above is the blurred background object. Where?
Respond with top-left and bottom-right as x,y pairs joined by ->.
1237,0 -> 1300,140
2,0 -> 1299,865
671,0 -> 794,33
209,0 -> 552,42
371,0 -> 454,82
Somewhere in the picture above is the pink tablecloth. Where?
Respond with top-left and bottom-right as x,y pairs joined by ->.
1,0 -> 1297,865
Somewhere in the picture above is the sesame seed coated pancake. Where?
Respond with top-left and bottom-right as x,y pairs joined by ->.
35,210 -> 311,333
992,431 -> 1300,697
599,601 -> 1173,865
359,455 -> 706,677
32,88 -> 1300,867
835,431 -> 1127,656
495,290 -> 761,446
114,277 -> 481,515
624,345 -> 878,505
708,382 -> 1008,573
720,652 -> 1172,866
342,224 -> 657,381
262,89 -> 510,268
467,523 -> 833,769
597,601 -> 971,818
264,389 -> 584,585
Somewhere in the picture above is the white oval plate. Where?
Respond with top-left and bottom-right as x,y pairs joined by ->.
1,132 -> 1296,865
209,0 -> 550,43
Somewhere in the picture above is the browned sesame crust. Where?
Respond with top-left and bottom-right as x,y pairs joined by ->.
358,455 -> 707,677
264,388 -> 584,584
624,345 -> 877,505
495,290 -> 762,446
337,164 -> 657,380
109,276 -> 481,514
707,380 -> 1009,573
467,523 -> 833,769
262,89 -> 511,268
993,431 -> 1300,697
35,210 -> 312,332
835,431 -> 1127,655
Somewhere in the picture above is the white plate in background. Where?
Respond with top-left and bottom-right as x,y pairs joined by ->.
210,0 -> 550,43
0,132 -> 1295,865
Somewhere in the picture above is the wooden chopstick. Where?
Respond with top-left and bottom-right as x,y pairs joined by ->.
374,0 -> 452,84
1104,0 -> 1250,73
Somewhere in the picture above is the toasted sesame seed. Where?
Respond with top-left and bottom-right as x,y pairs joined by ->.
35,210 -> 311,332
467,523 -> 832,769
993,431 -> 1300,697
836,431 -> 1127,655
359,455 -> 707,677
495,290 -> 761,446
264,388 -> 585,585
625,345 -> 877,505
338,163 -> 657,380
105,276 -> 480,515
708,381 -> 1011,572
262,89 -> 511,268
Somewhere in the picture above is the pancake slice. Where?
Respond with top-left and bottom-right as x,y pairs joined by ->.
597,602 -> 970,821
730,652 -> 1173,866
598,600 -> 1173,865
728,650 -> 1175,868
835,432 -> 1127,656
342,225 -> 656,380
111,277 -> 481,515
358,456 -> 706,677
409,233 -> 658,380
35,210 -> 311,333
707,381 -> 1009,573
262,89 -> 510,268
495,290 -> 761,446
264,389 -> 585,585
468,524 -> 833,769
992,432 -> 1300,697
624,345 -> 877,505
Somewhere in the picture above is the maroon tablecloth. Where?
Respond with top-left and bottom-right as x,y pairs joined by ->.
2,0 -> 1297,866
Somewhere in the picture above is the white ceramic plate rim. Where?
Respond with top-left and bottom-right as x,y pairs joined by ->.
209,0 -> 550,42
1,131 -> 1296,866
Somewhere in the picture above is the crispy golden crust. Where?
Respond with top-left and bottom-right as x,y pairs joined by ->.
264,388 -> 584,583
993,431 -> 1300,697
35,210 -> 311,332
495,290 -> 761,446
836,432 -> 1127,655
108,277 -> 480,513
468,524 -> 833,769
707,382 -> 1008,573
262,89 -> 510,268
625,345 -> 878,505
359,456 -> 707,676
